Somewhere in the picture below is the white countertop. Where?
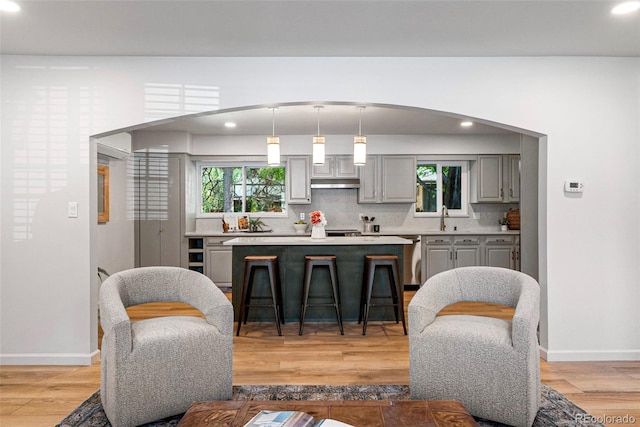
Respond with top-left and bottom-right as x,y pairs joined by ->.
223,236 -> 413,246
187,229 -> 519,237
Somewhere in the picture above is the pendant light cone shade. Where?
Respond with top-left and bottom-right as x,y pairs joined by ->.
312,106 -> 325,165
353,107 -> 367,165
267,108 -> 280,166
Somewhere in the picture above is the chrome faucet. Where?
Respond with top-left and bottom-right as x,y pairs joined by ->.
440,205 -> 449,231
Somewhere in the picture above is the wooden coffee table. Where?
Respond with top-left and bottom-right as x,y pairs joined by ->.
177,399 -> 478,426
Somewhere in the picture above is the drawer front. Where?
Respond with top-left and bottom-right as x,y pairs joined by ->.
206,237 -> 232,246
453,236 -> 480,245
424,236 -> 452,245
485,235 -> 515,245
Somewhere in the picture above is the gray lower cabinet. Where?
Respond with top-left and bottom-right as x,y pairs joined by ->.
422,237 -> 453,279
187,236 -> 232,288
205,237 -> 233,287
485,235 -> 518,270
422,234 -> 519,281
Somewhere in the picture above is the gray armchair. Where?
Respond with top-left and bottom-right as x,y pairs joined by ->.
409,266 -> 540,427
99,266 -> 233,427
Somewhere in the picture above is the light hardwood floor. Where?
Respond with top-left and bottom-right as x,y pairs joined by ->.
1,291 -> 639,426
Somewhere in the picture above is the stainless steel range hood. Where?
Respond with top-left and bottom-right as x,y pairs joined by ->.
310,178 -> 360,189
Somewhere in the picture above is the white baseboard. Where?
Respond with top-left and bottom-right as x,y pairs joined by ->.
0,349 -> 100,366
540,347 -> 640,362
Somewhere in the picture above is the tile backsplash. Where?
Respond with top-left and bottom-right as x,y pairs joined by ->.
195,188 -> 518,234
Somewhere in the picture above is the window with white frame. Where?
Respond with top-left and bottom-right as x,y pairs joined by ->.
198,163 -> 286,215
415,161 -> 468,216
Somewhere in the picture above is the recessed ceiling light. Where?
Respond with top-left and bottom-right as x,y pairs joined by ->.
0,0 -> 21,12
460,121 -> 473,127
611,1 -> 640,14
224,122 -> 237,128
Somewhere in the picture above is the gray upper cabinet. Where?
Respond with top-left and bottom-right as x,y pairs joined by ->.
506,155 -> 520,202
287,156 -> 311,204
471,154 -> 520,203
311,155 -> 358,178
358,155 -> 416,203
358,155 -> 379,203
381,156 -> 417,203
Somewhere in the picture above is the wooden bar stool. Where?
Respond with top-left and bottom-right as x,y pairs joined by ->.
358,254 -> 407,335
299,255 -> 344,335
236,255 -> 285,336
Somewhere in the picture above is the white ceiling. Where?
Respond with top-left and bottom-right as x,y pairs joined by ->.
4,0 -> 637,137
1,0 -> 639,57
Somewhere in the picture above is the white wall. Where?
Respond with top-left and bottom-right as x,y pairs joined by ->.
1,56 -> 638,364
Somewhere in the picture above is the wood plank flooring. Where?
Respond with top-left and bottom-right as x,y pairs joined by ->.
2,291 -> 639,426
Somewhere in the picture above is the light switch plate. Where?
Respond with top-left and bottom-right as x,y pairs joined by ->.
299,212 -> 305,221
68,202 -> 78,218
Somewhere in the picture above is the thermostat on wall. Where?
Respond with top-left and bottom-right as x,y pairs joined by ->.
564,180 -> 584,193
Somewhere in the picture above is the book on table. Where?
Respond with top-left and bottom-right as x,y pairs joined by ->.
244,410 -> 353,427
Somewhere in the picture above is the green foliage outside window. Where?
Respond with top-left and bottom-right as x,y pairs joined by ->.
416,164 -> 462,212
201,166 -> 286,214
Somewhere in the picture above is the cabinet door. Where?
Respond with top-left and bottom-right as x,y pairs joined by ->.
381,156 -> 416,203
485,246 -> 515,269
476,155 -> 503,202
136,155 -> 182,267
335,155 -> 359,178
424,245 -> 452,280
205,246 -> 233,287
287,156 -> 311,204
358,156 -> 379,203
454,246 -> 481,268
311,157 -> 333,178
506,155 -> 520,202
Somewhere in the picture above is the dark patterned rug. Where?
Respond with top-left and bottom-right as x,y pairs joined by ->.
56,384 -> 604,427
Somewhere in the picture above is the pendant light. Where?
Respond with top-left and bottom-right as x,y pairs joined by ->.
267,107 -> 280,166
312,106 -> 326,165
353,106 -> 367,165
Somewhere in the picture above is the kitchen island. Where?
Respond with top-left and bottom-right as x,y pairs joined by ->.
224,236 -> 411,323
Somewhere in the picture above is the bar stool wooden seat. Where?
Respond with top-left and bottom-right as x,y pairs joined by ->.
359,254 -> 407,335
236,255 -> 285,336
299,255 -> 344,335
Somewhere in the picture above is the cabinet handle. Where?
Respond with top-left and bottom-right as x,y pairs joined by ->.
500,188 -> 504,198
449,251 -> 453,260
435,239 -> 445,243
463,239 -> 473,242
509,188 -> 513,198
497,239 -> 505,242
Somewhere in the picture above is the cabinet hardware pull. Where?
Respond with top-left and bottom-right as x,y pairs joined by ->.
500,188 -> 504,198
449,251 -> 452,260
510,188 -> 513,198
497,239 -> 505,242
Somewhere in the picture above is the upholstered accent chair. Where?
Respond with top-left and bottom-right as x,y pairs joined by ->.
409,266 -> 541,427
99,266 -> 233,427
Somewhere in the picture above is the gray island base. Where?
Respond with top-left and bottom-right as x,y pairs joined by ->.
225,236 -> 411,324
